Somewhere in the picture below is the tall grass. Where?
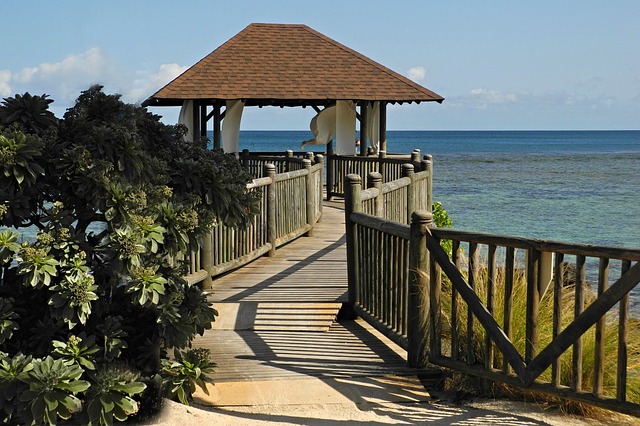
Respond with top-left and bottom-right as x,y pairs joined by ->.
437,253 -> 640,415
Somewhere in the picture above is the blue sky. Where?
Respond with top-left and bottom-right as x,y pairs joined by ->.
2,1 -> 638,130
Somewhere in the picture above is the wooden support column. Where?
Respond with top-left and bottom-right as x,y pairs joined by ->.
200,102 -> 207,141
379,101 -> 387,154
344,174 -> 363,317
359,102 -> 368,156
304,158 -> 315,237
367,172 -> 383,218
424,154 -> 433,212
213,101 -> 222,149
191,100 -> 200,143
265,164 -> 277,257
326,140 -> 334,200
315,154 -> 324,221
408,210 -> 432,368
201,230 -> 213,289
403,163 -> 416,224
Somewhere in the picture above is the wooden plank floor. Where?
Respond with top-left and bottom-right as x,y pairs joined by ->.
190,201 -> 588,425
197,319 -> 420,383
197,201 -> 418,384
206,203 -> 348,303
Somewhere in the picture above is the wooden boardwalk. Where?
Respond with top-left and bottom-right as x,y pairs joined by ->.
206,201 -> 348,305
189,202 -> 581,426
195,202 -> 421,384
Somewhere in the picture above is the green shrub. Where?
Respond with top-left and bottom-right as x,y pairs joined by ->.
0,87 -> 260,423
432,201 -> 453,257
161,347 -> 215,405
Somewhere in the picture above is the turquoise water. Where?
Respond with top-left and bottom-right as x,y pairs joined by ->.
234,130 -> 640,249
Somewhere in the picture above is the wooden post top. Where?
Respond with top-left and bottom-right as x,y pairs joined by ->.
345,174 -> 362,185
367,172 -> 383,186
411,210 -> 433,225
402,163 -> 415,174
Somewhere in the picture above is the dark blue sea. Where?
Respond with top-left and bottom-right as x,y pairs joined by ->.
232,130 -> 640,249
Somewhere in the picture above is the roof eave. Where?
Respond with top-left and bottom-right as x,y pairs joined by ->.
144,95 -> 444,108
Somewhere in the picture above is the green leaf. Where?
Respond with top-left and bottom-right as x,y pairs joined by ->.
57,379 -> 90,394
114,395 -> 138,413
78,358 -> 96,370
111,381 -> 146,395
43,392 -> 59,411
100,394 -> 115,412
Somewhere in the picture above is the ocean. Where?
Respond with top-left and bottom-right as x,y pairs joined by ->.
233,130 -> 640,249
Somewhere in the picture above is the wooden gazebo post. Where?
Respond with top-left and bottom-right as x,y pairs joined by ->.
213,101 -> 222,149
359,102 -> 368,157
379,102 -> 387,155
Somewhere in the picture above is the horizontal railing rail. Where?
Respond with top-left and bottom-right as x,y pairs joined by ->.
344,171 -> 640,417
237,148 -> 433,206
327,150 -> 432,200
240,149 -> 312,177
183,156 -> 323,288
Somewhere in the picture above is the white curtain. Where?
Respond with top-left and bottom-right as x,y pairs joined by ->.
178,100 -> 194,142
222,100 -> 245,154
335,100 -> 356,156
366,101 -> 380,154
300,105 -> 337,149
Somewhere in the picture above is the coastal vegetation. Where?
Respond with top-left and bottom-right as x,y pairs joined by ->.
0,87 -> 259,424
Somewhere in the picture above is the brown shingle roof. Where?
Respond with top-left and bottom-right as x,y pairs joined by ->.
145,23 -> 444,107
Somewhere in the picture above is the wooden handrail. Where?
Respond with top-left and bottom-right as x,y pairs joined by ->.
184,156 -> 324,288
344,164 -> 640,416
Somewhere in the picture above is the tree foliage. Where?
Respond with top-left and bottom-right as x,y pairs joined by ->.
0,86 -> 260,423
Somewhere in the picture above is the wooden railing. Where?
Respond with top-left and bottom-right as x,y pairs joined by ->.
236,148 -> 433,203
327,150 -> 432,199
239,149 -> 314,177
183,156 -> 323,288
344,175 -> 640,417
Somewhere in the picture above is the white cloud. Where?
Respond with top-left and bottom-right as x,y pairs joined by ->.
11,47 -> 119,101
0,48 -> 189,118
1,47 -> 129,117
407,66 -> 426,82
127,63 -> 188,105
0,70 -> 11,97
466,88 -> 517,108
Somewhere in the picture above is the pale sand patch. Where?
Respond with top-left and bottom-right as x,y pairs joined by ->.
138,395 -> 640,425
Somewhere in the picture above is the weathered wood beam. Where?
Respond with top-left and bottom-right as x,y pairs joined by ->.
379,102 -> 387,154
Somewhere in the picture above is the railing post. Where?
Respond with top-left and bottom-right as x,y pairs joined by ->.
408,210 -> 432,368
304,158 -> 315,237
379,150 -> 387,182
201,230 -> 213,289
344,174 -> 362,318
423,154 -> 433,212
265,163 -> 277,257
315,154 -> 324,222
326,143 -> 334,200
241,149 -> 250,172
285,149 -> 293,172
367,172 -> 383,218
403,163 -> 416,224
525,248 -> 540,362
411,149 -> 421,168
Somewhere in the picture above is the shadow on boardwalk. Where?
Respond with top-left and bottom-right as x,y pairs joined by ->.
186,203 -> 596,425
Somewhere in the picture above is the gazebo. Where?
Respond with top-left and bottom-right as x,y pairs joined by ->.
143,23 -> 443,156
